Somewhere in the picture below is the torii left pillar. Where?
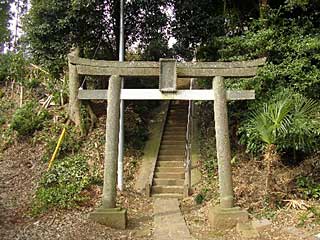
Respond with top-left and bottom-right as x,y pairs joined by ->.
89,75 -> 127,229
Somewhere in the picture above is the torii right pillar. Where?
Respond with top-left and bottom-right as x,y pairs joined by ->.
208,76 -> 249,229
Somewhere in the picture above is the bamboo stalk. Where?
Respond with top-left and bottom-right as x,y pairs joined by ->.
47,127 -> 66,171
11,80 -> 15,98
30,63 -> 50,75
19,85 -> 24,107
38,95 -> 53,115
60,90 -> 64,106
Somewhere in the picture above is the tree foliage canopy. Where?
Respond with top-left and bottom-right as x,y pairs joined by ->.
0,0 -> 13,50
23,0 -> 173,75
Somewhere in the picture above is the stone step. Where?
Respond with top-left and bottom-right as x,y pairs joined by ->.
163,133 -> 186,137
164,127 -> 187,134
162,133 -> 185,137
168,115 -> 187,118
166,122 -> 187,127
162,135 -> 186,141
168,113 -> 187,116
153,178 -> 185,186
161,139 -> 186,145
152,186 -> 184,194
167,113 -> 187,117
158,155 -> 184,161
168,111 -> 188,114
166,119 -> 186,124
167,116 -> 188,120
166,124 -> 187,128
159,149 -> 185,155
160,144 -> 185,150
163,130 -> 186,137
168,111 -> 187,114
169,110 -> 187,113
166,124 -> 186,128
170,105 -> 188,108
154,172 -> 185,179
152,193 -> 183,199
156,167 -> 184,173
170,105 -> 188,109
165,127 -> 186,132
169,109 -> 188,112
157,161 -> 183,167
159,148 -> 185,154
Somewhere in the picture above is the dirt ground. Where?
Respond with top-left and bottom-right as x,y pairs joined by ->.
0,139 -> 153,240
181,155 -> 320,240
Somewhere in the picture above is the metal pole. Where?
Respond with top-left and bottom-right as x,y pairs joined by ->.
117,0 -> 125,191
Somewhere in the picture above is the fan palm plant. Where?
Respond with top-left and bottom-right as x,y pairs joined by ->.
248,95 -> 292,197
246,90 -> 320,201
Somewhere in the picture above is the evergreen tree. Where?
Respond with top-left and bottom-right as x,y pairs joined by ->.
0,0 -> 13,52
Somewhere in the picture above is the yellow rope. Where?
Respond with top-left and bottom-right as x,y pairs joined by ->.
47,127 -> 66,171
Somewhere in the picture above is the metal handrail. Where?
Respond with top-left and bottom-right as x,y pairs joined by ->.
184,78 -> 194,195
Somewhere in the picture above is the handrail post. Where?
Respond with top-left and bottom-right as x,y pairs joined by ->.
117,0 -> 125,192
184,78 -> 194,197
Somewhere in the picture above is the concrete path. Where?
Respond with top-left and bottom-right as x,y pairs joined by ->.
153,198 -> 193,240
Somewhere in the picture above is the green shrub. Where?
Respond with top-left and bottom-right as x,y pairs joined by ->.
124,106 -> 149,150
0,116 -> 5,127
296,176 -> 320,199
32,155 -> 94,214
0,51 -> 28,83
198,101 -> 218,176
42,126 -> 81,162
194,192 -> 205,204
10,101 -> 49,137
0,53 -> 11,82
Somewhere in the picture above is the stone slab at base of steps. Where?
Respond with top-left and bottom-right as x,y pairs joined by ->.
153,198 -> 193,240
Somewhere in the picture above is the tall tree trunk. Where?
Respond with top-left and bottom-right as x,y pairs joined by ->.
259,0 -> 269,19
112,0 -> 121,60
68,47 -> 82,132
264,144 -> 279,206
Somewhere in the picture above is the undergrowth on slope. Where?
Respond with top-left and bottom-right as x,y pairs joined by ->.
32,154 -> 99,215
10,101 -> 49,137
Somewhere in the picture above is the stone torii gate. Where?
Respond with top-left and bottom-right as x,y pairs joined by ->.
68,51 -> 265,229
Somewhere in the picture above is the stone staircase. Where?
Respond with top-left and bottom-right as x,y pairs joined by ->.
152,101 -> 188,199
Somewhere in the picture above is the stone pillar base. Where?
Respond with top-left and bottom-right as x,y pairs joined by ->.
208,206 -> 248,230
89,207 -> 127,229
